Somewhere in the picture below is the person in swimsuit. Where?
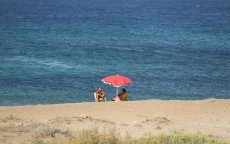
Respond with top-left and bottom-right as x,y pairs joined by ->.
118,88 -> 128,101
96,87 -> 106,102
112,88 -> 128,101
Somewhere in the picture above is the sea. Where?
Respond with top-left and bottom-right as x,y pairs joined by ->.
0,0 -> 230,106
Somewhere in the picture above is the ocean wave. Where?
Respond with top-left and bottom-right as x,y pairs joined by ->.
154,50 -> 187,57
11,56 -> 76,70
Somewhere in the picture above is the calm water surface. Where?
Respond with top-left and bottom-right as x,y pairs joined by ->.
0,0 -> 230,105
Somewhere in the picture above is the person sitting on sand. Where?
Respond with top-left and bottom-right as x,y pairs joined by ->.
112,88 -> 128,101
95,87 -> 106,102
118,88 -> 128,101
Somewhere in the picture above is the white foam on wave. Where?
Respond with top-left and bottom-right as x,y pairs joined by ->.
155,50 -> 186,57
111,46 -> 145,52
11,56 -> 78,70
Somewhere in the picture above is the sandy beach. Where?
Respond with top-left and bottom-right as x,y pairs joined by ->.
0,99 -> 230,143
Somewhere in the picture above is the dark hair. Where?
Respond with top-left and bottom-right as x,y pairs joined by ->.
122,88 -> 126,92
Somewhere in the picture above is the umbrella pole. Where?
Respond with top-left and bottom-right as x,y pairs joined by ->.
116,87 -> 119,96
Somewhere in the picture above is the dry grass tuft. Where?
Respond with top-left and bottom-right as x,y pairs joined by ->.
154,116 -> 171,125
29,139 -> 46,144
31,122 -> 71,138
0,137 -> 7,144
155,125 -> 161,130
49,128 -> 121,144
1,114 -> 20,122
136,134 -> 230,144
28,128 -> 230,144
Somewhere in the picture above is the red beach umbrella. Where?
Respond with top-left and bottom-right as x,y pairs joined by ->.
102,75 -> 132,95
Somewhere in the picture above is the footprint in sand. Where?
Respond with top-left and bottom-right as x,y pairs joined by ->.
120,123 -> 129,126
134,124 -> 143,127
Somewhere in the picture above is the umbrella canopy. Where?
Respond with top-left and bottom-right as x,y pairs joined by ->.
102,75 -> 132,87
102,75 -> 132,95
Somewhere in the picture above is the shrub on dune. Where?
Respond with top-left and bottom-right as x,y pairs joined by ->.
31,129 -> 230,144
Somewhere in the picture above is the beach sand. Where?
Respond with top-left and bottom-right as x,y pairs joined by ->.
0,99 -> 230,143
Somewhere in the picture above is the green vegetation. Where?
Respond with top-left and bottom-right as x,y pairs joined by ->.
27,129 -> 230,144
1,114 -> 20,122
31,139 -> 46,144
136,135 -> 230,144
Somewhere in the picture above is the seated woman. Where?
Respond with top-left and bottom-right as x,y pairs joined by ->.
95,87 -> 107,102
118,88 -> 128,101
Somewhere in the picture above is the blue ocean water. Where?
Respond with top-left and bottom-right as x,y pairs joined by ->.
0,0 -> 230,106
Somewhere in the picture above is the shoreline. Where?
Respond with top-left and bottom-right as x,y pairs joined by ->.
1,98 -> 229,107
0,99 -> 230,143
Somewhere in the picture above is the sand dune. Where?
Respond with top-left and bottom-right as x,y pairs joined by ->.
0,99 -> 230,143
